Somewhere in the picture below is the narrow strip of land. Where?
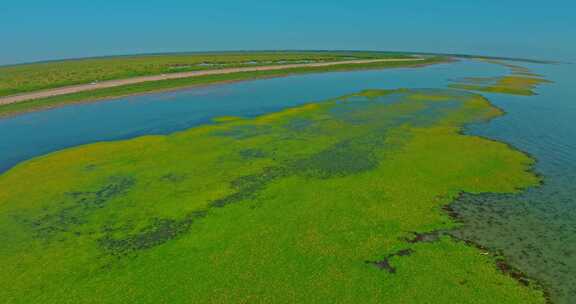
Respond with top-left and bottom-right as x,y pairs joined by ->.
0,58 -> 424,105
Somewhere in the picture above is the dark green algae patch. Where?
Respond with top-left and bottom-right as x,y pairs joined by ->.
0,88 -> 546,303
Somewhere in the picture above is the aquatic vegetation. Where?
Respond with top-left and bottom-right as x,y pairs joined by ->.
445,60 -> 574,303
0,89 -> 545,303
449,60 -> 551,96
450,76 -> 551,96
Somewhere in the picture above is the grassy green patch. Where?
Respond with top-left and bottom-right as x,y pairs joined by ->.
0,88 -> 545,303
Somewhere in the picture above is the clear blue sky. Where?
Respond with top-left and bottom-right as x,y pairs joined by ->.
1,0 -> 574,65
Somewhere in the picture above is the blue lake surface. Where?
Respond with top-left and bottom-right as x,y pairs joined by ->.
0,59 -> 574,302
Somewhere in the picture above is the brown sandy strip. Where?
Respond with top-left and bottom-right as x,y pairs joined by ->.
0,58 -> 424,105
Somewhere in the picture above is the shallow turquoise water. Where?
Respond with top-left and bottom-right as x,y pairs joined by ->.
0,59 -> 574,303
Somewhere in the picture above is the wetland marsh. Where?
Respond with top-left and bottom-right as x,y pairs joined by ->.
0,55 -> 573,303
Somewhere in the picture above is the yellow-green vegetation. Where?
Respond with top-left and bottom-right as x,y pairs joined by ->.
482,59 -> 543,77
0,56 -> 445,118
449,59 -> 551,95
0,88 -> 545,303
0,51 -> 411,97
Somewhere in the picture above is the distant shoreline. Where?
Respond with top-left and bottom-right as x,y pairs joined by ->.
0,50 -> 557,68
0,57 -> 446,118
0,58 -> 424,106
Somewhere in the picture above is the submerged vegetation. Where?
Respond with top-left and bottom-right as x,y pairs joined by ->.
444,60 -> 575,303
0,88 -> 546,303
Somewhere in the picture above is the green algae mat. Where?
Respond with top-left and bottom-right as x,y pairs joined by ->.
449,59 -> 551,96
0,88 -> 546,303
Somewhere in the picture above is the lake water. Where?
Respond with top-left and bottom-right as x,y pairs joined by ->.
0,59 -> 573,303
